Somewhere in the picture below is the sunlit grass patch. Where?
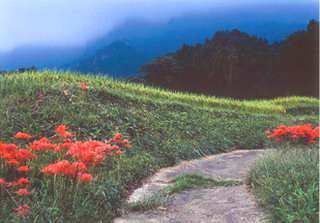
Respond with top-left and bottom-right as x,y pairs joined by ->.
3,70 -> 318,115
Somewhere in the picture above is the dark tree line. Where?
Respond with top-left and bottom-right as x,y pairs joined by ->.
0,66 -> 37,75
141,20 -> 319,99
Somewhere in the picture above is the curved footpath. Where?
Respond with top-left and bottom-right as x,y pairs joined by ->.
113,150 -> 267,223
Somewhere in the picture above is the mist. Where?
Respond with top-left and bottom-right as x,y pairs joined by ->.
0,0 -> 317,53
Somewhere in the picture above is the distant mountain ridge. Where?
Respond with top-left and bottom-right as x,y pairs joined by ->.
65,40 -> 147,77
0,2 -> 317,73
65,19 -> 311,77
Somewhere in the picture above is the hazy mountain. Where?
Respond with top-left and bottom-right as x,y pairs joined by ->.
0,2 -> 317,74
65,40 -> 147,77
0,46 -> 83,70
86,3 -> 317,59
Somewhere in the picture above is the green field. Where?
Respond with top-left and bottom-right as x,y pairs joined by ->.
0,71 -> 319,222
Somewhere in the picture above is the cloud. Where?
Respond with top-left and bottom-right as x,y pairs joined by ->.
0,0 -> 317,52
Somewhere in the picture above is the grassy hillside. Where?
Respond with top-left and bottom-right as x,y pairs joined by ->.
0,71 -> 318,222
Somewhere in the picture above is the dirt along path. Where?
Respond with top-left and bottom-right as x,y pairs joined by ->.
113,150 -> 267,223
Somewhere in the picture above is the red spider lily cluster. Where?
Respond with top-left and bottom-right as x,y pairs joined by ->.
80,82 -> 89,91
80,82 -> 96,92
267,124 -> 319,144
0,124 -> 130,217
54,124 -> 75,137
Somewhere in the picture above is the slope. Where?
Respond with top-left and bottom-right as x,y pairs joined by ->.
0,71 -> 318,222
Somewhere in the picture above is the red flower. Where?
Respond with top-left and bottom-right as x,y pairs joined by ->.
72,162 -> 87,172
111,133 -> 122,142
15,132 -> 32,139
55,124 -> 68,133
80,173 -> 93,182
59,131 -> 75,137
39,137 -> 50,143
15,149 -> 37,162
17,166 -> 30,172
64,139 -> 73,143
268,124 -> 319,144
14,205 -> 31,217
80,82 -> 89,91
115,150 -> 124,156
0,178 -> 6,184
29,138 -> 57,151
54,124 -> 75,137
15,188 -> 31,196
41,160 -> 70,175
16,178 -> 31,185
41,165 -> 60,174
7,159 -> 18,165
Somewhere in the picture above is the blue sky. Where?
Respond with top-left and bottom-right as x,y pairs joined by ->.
0,0 -> 318,52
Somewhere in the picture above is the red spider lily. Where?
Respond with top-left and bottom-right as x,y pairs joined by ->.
41,160 -> 87,176
0,143 -> 18,159
54,124 -> 75,137
63,139 -> 73,143
113,133 -> 122,140
39,137 -> 50,143
17,166 -> 30,172
1,147 -> 37,162
16,178 -> 31,185
14,149 -> 38,162
54,124 -> 68,133
1,124 -> 131,218
80,82 -> 89,91
80,173 -> 93,182
6,159 -> 18,165
115,150 -> 124,156
64,162 -> 87,176
15,132 -> 32,139
72,162 -> 87,172
15,188 -> 31,196
110,134 -> 131,148
40,160 -> 70,175
59,131 -> 75,137
268,124 -> 319,144
64,140 -> 119,166
29,138 -> 57,151
14,205 -> 31,217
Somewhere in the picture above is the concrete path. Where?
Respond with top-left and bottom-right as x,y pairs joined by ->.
113,150 -> 267,223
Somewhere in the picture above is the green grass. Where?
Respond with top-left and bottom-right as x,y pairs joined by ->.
163,173 -> 241,195
0,70 -> 318,222
1,70 -> 318,115
249,146 -> 319,223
